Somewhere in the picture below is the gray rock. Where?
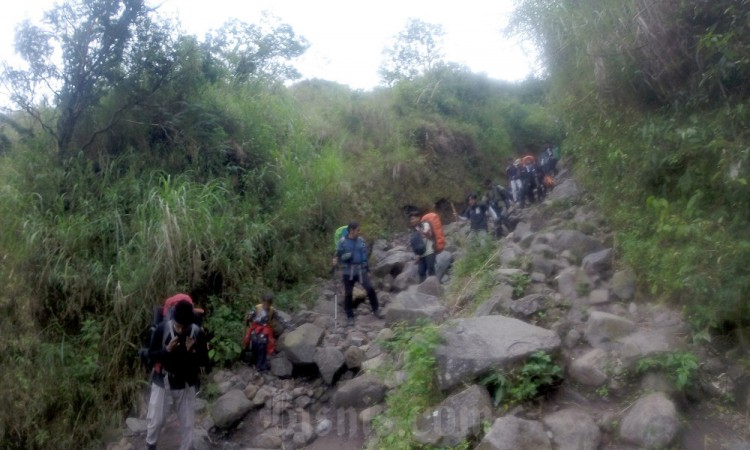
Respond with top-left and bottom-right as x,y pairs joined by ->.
331,374 -> 387,408
620,392 -> 680,448
435,316 -> 561,391
582,248 -> 613,278
270,354 -> 293,378
569,348 -> 609,386
393,262 -> 420,291
588,289 -> 610,305
543,408 -> 601,450
376,327 -> 394,341
413,384 -> 493,447
279,323 -> 324,364
556,266 -> 584,300
294,395 -> 313,409
252,431 -> 282,448
417,276 -> 444,297
252,385 -> 276,406
612,268 -> 637,300
314,347 -> 346,385
344,346 -> 365,369
125,417 -> 148,434
243,383 -> 259,400
359,404 -> 384,425
532,254 -> 556,278
292,421 -> 316,447
348,330 -> 367,346
509,294 -> 547,319
617,328 -> 686,367
584,311 -> 635,349
564,329 -> 581,349
499,246 -> 519,266
211,389 -> 254,429
315,418 -> 333,436
435,251 -> 454,281
552,230 -> 605,261
372,249 -> 413,278
192,427 -> 212,450
385,290 -> 446,326
547,179 -> 582,203
474,284 -> 514,316
513,222 -> 534,245
476,416 -> 552,450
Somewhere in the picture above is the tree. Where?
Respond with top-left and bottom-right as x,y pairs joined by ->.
204,14 -> 310,83
2,0 -> 179,160
379,18 -> 445,86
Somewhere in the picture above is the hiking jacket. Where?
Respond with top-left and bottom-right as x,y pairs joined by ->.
336,236 -> 370,272
460,204 -> 489,231
148,321 -> 209,390
506,164 -> 519,181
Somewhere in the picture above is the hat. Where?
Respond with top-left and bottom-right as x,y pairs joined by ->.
173,300 -> 195,326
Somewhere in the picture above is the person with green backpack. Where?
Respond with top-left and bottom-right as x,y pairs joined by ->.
332,221 -> 383,326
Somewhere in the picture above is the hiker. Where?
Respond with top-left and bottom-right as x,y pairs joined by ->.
243,293 -> 287,372
482,179 -> 515,237
519,156 -> 539,207
145,299 -> 208,450
506,158 -> 522,203
332,221 -> 383,325
457,193 -> 493,233
408,210 -> 436,283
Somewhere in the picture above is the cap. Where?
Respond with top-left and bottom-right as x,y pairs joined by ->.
173,300 -> 195,326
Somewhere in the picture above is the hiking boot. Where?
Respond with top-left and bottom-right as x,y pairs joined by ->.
146,444 -> 157,450
347,317 -> 355,327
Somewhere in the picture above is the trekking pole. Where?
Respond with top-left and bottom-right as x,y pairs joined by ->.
331,266 -> 338,332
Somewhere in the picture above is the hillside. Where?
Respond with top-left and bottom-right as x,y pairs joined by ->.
111,164 -> 749,450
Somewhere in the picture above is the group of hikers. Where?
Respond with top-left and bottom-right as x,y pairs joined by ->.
140,145 -> 559,450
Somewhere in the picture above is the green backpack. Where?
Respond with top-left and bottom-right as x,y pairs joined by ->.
333,225 -> 349,251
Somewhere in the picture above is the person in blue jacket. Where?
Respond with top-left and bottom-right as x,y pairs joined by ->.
332,221 -> 383,326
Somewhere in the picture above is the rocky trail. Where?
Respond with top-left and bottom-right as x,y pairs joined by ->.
110,164 -> 750,450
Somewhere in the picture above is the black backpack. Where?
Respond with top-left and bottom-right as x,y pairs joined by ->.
410,229 -> 426,255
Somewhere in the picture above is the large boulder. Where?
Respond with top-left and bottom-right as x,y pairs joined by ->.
279,323 -> 324,364
552,230 -> 605,261
569,348 -> 609,387
372,248 -> 413,278
475,416 -> 552,450
385,290 -> 446,326
211,390 -> 254,429
413,384 -> 493,447
619,392 -> 680,448
542,408 -> 601,450
435,251 -> 454,280
582,248 -> 613,278
584,311 -> 635,349
331,374 -> 387,409
416,276 -> 444,297
611,268 -> 637,300
270,354 -> 294,378
435,316 -> 561,391
313,347 -> 346,385
547,179 -> 582,203
393,262 -> 419,291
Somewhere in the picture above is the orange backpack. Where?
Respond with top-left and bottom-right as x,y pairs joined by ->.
421,212 -> 445,253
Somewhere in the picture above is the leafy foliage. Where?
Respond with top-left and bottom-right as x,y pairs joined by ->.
636,352 -> 699,390
480,351 -> 563,407
374,323 -> 442,449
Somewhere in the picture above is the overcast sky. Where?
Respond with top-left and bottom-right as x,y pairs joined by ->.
0,0 -> 536,100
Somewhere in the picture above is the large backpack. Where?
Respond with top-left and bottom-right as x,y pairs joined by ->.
421,212 -> 445,253
333,225 -> 349,251
410,229 -> 427,255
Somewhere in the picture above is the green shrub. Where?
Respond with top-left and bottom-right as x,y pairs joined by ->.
481,351 -> 563,407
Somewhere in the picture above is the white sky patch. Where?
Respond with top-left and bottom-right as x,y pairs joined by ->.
0,0 -> 537,102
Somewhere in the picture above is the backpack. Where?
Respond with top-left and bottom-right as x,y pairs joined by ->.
334,225 -> 349,251
421,212 -> 445,253
410,229 -> 426,255
544,175 -> 555,189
